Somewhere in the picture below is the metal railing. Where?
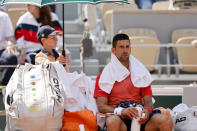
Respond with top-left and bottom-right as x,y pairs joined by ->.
1,43 -> 197,80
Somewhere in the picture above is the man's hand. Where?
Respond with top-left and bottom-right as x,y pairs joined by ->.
121,107 -> 139,120
138,109 -> 149,124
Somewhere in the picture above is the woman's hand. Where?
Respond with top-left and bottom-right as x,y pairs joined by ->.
57,55 -> 69,65
57,55 -> 69,72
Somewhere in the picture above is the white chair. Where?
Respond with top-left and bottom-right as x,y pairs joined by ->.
172,29 -> 197,44
175,36 -> 197,72
152,1 -> 170,10
171,29 -> 197,74
119,28 -> 160,72
119,28 -> 158,39
130,36 -> 160,72
173,0 -> 197,9
99,2 -> 138,42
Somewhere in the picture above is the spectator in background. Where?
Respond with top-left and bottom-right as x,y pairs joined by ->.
0,41 -> 26,85
0,7 -> 15,55
136,0 -> 167,9
15,5 -> 70,64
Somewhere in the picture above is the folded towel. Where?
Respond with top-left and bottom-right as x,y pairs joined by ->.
99,53 -> 154,94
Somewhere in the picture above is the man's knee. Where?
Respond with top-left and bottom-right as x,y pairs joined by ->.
149,114 -> 173,130
106,115 -> 122,126
106,115 -> 127,131
157,114 -> 173,129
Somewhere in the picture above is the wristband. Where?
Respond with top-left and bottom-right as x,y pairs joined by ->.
144,106 -> 152,115
114,107 -> 124,115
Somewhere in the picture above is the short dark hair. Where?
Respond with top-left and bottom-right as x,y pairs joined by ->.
112,33 -> 130,48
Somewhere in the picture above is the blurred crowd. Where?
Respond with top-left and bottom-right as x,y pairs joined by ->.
0,4 -> 71,85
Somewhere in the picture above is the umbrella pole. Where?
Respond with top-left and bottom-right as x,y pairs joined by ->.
62,4 -> 66,57
80,41 -> 84,73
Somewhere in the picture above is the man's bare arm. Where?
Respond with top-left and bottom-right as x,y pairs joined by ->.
143,95 -> 154,109
138,95 -> 154,124
96,97 -> 114,114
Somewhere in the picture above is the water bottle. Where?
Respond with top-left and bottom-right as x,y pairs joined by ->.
79,124 -> 85,131
131,107 -> 142,131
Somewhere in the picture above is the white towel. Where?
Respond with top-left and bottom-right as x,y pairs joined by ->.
99,53 -> 154,94
54,64 -> 98,114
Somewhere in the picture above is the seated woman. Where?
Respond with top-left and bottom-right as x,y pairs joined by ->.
35,25 -> 69,72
